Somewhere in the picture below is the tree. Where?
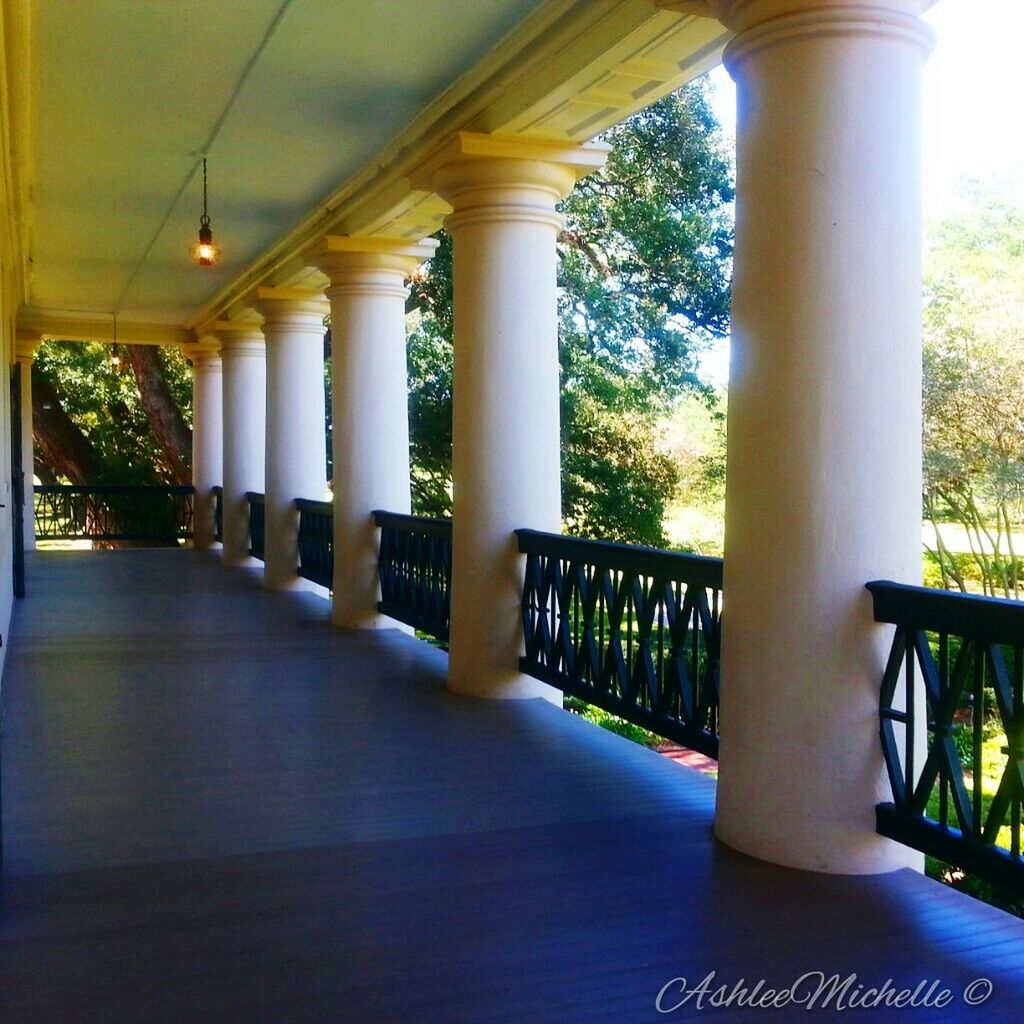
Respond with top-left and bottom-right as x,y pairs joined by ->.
32,341 -> 193,485
406,79 -> 733,545
122,345 -> 193,483
31,369 -> 105,484
923,190 -> 1024,597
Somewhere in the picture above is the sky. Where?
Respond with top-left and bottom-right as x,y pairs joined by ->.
698,0 -> 1024,385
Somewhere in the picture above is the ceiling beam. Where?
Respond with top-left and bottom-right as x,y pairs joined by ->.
17,308 -> 195,347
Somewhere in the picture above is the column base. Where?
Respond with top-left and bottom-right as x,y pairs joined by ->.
447,670 -> 560,703
262,574 -> 329,596
222,553 -> 262,570
331,608 -> 414,635
712,812 -> 924,876
262,573 -> 298,592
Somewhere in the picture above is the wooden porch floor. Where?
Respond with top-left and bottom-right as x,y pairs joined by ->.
2,550 -> 1023,1022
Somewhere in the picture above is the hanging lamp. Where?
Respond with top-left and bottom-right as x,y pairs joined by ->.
189,157 -> 221,266
109,312 -> 121,368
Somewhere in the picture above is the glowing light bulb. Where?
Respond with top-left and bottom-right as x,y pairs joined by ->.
190,219 -> 221,266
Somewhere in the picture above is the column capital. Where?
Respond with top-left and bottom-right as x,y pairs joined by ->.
415,132 -> 609,232
307,236 -> 438,297
181,338 -> 223,364
657,0 -> 935,23
204,319 -> 265,356
659,1 -> 935,68
15,328 -> 42,362
246,286 -> 328,331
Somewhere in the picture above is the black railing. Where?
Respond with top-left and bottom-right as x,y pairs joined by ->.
34,485 -> 194,543
246,492 -> 265,561
212,486 -> 223,543
374,510 -> 452,642
869,580 -> 1024,890
296,498 -> 333,588
517,530 -> 723,757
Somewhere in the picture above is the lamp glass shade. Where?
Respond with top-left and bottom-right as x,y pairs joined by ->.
190,220 -> 221,266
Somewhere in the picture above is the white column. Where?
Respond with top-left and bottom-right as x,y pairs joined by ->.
216,324 -> 266,568
15,336 -> 39,552
309,237 -> 436,627
422,133 -> 607,698
188,344 -> 223,550
698,0 -> 935,874
250,289 -> 329,590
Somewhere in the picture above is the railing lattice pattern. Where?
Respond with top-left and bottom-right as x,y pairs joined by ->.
296,498 -> 333,588
34,485 -> 194,542
517,529 -> 722,757
870,580 -> 1024,890
374,510 -> 452,643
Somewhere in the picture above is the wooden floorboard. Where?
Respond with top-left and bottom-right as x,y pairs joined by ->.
1,550 -> 1023,1022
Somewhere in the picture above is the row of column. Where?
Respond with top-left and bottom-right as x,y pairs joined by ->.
188,0 -> 933,878
191,136 -> 603,679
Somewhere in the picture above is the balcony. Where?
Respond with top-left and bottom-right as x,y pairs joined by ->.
2,1 -> 1023,1020
1,547 -> 1023,1021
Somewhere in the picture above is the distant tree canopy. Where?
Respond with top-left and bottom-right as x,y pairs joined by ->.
923,189 -> 1024,597
407,80 -> 734,545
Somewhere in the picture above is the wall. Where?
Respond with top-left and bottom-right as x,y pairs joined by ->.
0,0 -> 31,678
0,248 -> 16,676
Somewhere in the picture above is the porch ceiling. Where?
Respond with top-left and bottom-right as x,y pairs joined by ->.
20,0 -> 729,341
29,0 -> 546,325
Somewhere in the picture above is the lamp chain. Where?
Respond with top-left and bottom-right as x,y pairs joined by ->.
202,157 -> 209,225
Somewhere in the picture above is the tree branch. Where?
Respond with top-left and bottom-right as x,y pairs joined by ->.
123,345 -> 192,484
31,368 -> 104,484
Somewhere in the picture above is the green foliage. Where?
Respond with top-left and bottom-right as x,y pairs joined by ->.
34,341 -> 192,484
557,84 -> 733,394
159,346 -> 194,428
407,79 -> 734,543
563,695 -> 660,748
924,714 -> 1024,918
661,390 -> 727,554
559,347 -> 680,545
407,247 -> 454,515
923,189 -> 1024,597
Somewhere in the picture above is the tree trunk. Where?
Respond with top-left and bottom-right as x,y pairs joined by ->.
123,345 -> 192,483
31,368 -> 104,484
